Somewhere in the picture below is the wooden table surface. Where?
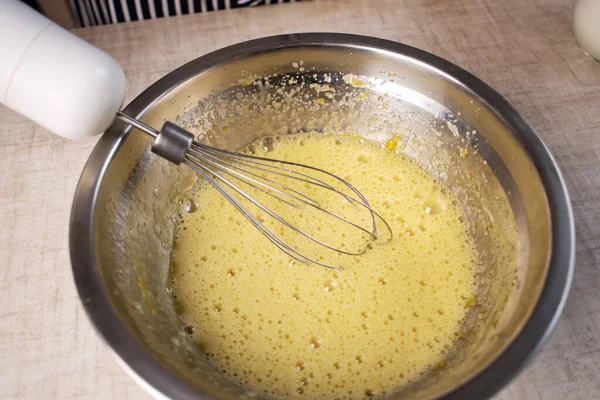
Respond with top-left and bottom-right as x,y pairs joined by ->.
1,0 -> 599,399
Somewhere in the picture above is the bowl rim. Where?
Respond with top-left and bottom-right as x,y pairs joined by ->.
70,32 -> 574,400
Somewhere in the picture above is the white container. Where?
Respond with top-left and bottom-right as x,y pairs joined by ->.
574,0 -> 600,61
0,0 -> 126,139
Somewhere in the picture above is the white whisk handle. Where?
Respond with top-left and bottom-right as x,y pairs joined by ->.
0,0 -> 126,140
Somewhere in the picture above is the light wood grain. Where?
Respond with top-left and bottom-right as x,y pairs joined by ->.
1,0 -> 599,399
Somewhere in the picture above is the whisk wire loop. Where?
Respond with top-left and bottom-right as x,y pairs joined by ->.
186,144 -> 380,240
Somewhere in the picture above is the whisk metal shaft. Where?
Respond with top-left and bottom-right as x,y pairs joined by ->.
115,111 -> 392,269
116,111 -> 159,138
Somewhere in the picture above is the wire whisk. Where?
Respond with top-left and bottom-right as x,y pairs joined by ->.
116,111 -> 392,269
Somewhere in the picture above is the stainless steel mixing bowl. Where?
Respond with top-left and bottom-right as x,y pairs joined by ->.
70,33 -> 574,399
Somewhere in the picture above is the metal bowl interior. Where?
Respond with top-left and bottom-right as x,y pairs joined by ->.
70,34 -> 574,400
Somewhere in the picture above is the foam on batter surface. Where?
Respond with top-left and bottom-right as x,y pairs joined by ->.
169,133 -> 478,399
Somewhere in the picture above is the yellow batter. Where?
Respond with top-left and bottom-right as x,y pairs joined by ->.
169,133 -> 478,399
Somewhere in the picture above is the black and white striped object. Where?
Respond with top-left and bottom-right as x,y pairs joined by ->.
70,0 -> 301,27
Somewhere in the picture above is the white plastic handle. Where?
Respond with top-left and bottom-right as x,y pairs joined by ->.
0,0 -> 126,140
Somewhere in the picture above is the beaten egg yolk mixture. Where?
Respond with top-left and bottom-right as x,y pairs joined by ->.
169,133 -> 478,399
